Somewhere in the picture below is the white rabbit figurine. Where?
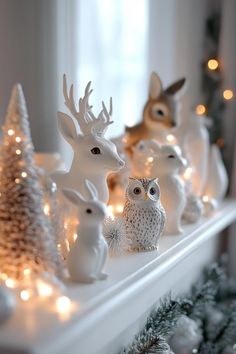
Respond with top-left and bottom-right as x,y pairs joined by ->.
63,180 -> 108,283
152,144 -> 187,235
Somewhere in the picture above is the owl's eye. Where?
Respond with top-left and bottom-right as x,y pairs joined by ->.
133,187 -> 141,195
156,109 -> 164,116
86,208 -> 92,214
168,154 -> 175,158
91,147 -> 101,155
149,187 -> 156,195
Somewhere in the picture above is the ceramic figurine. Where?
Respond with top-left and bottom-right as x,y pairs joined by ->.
63,180 -> 108,283
152,144 -> 187,235
52,75 -> 125,204
130,140 -> 157,178
125,71 -> 186,152
203,144 -> 228,202
183,113 -> 210,196
123,177 -> 166,252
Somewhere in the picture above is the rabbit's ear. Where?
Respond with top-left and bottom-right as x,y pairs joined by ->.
149,72 -> 163,99
85,180 -> 98,200
62,188 -> 85,206
165,78 -> 187,97
58,112 -> 78,146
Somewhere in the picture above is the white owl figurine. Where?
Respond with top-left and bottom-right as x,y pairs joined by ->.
123,177 -> 166,252
152,144 -> 187,235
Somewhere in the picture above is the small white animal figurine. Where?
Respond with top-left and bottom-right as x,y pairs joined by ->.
123,177 -> 166,252
52,75 -> 124,203
203,144 -> 228,203
63,180 -> 108,283
152,144 -> 187,235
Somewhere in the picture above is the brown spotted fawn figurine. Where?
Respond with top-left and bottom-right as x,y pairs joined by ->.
125,72 -> 186,153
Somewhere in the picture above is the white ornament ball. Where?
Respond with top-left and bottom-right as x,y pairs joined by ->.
0,286 -> 15,324
169,315 -> 202,354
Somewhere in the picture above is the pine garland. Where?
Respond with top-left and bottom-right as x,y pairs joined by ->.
119,258 -> 236,354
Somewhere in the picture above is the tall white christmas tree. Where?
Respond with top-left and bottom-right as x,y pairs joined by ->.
0,84 -> 62,280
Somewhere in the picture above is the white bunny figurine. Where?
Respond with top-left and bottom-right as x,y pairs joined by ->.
63,180 -> 108,283
152,144 -> 187,235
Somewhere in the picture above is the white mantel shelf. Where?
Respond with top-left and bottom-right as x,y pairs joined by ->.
1,199 -> 236,354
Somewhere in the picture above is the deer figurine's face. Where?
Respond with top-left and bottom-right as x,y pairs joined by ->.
58,75 -> 125,175
143,72 -> 186,131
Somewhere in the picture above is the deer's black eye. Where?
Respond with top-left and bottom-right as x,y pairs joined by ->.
86,209 -> 92,214
149,187 -> 156,195
91,147 -> 101,155
168,155 -> 175,158
156,109 -> 164,116
133,187 -> 141,195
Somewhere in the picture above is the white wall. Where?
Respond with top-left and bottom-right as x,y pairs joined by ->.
148,0 -> 208,122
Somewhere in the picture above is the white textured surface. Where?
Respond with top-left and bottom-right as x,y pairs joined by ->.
0,199 -> 236,354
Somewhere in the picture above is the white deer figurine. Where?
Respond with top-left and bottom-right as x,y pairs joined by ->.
63,180 -> 108,283
52,75 -> 125,203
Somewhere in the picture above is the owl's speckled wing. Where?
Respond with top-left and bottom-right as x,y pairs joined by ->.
123,200 -> 166,251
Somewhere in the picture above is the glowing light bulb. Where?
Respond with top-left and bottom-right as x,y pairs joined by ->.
147,157 -> 154,163
195,104 -> 206,115
37,281 -> 53,297
44,204 -> 50,216
16,149 -> 21,155
15,136 -> 21,143
15,178 -> 20,184
23,268 -> 31,277
20,290 -> 30,301
116,204 -> 123,214
207,59 -> 219,70
5,278 -> 16,288
166,134 -> 175,143
56,296 -> 71,315
223,89 -> 233,100
183,167 -> 192,180
21,171 -> 27,178
203,195 -> 209,202
7,129 -> 14,136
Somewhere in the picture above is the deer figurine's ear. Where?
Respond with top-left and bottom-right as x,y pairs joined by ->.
58,112 -> 78,146
85,180 -> 98,201
62,188 -> 85,206
149,72 -> 163,99
165,78 -> 187,97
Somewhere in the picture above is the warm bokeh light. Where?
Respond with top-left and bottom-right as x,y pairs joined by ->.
15,149 -> 21,155
166,134 -> 175,143
107,205 -> 115,220
203,195 -> 209,202
20,290 -> 31,301
23,268 -> 31,277
195,104 -> 206,115
15,136 -> 21,143
183,167 -> 192,180
37,281 -> 53,297
73,233 -> 78,242
15,178 -> 20,184
223,89 -> 233,100
5,278 -> 16,288
207,59 -> 219,70
56,296 -> 72,315
21,171 -> 27,178
44,204 -> 50,216
8,129 -> 14,136
147,157 -> 154,163
116,204 -> 124,214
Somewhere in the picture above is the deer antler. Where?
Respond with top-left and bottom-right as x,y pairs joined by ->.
63,74 -> 113,137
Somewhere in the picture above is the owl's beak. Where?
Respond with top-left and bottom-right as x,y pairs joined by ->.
144,193 -> 149,200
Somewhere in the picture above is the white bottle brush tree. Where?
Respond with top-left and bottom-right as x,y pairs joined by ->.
0,84 -> 62,280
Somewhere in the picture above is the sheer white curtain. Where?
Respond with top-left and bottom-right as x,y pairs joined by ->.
76,0 -> 149,137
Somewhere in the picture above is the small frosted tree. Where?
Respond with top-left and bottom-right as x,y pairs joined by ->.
0,84 -> 62,280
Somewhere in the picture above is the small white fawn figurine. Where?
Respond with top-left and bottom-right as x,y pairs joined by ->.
125,72 -> 186,152
52,75 -> 124,204
63,180 -> 108,283
152,143 -> 187,235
